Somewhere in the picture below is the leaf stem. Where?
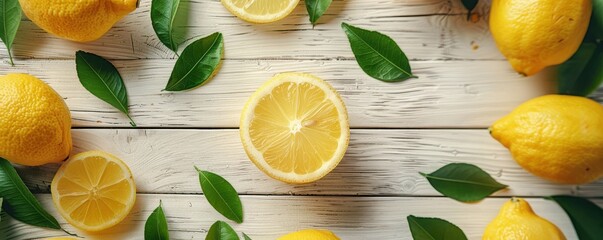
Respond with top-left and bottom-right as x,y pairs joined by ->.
127,114 -> 137,127
7,48 -> 14,66
62,228 -> 80,238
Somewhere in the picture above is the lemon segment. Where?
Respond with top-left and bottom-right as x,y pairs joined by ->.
51,151 -> 137,232
221,0 -> 300,23
240,72 -> 349,184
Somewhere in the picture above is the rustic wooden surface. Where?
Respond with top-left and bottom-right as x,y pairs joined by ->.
1,0 -> 602,239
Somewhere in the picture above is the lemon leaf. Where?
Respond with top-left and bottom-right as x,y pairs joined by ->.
341,22 -> 416,82
461,0 -> 478,20
165,32 -> 223,91
547,196 -> 603,240
195,167 -> 243,223
592,0 -> 603,40
0,0 -> 21,66
75,50 -> 136,127
557,43 -> 603,97
304,0 -> 332,26
145,200 -> 169,240
242,233 -> 252,240
407,215 -> 468,240
420,163 -> 507,202
206,221 -> 239,240
0,158 -> 61,229
151,0 -> 185,53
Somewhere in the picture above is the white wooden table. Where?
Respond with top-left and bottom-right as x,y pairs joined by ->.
1,0 -> 602,239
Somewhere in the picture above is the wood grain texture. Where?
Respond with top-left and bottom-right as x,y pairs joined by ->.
0,0 -> 502,61
0,59 -> 559,128
1,194 -> 599,240
16,129 -> 603,196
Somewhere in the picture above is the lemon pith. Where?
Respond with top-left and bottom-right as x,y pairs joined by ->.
278,229 -> 341,240
0,73 -> 72,166
221,0 -> 300,24
240,72 -> 349,184
51,151 -> 137,232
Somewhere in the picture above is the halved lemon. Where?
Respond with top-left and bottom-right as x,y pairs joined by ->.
240,72 -> 350,184
221,0 -> 300,24
51,151 -> 136,232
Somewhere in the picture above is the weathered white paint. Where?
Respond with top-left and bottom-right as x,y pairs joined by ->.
1,195 -> 598,240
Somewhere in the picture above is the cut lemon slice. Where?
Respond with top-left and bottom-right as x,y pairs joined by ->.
51,151 -> 136,232
221,0 -> 300,24
240,72 -> 350,184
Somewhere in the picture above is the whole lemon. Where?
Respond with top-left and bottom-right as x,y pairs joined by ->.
278,229 -> 341,240
490,0 -> 592,76
18,0 -> 138,42
0,73 -> 72,166
491,95 -> 603,184
483,198 -> 566,240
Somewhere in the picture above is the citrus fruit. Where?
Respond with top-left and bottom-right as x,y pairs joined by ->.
51,151 -> 137,232
483,198 -> 566,240
490,0 -> 591,76
240,72 -> 349,184
19,0 -> 138,42
490,94 -> 603,184
221,0 -> 300,23
278,229 -> 341,240
0,73 -> 72,166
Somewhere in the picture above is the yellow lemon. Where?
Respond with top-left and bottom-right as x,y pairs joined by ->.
0,73 -> 72,166
221,0 -> 300,24
19,0 -> 138,42
483,198 -> 566,240
51,151 -> 137,232
240,72 -> 349,184
490,95 -> 603,184
490,0 -> 592,76
278,229 -> 341,240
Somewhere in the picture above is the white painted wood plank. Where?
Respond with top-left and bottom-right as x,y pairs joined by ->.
1,0 -> 502,61
0,59 -> 563,128
1,194 -> 598,240
16,129 -> 603,197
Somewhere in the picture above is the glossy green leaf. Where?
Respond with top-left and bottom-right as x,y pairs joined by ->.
0,158 -> 61,229
206,221 -> 239,240
145,201 -> 169,240
557,43 -> 603,96
195,167 -> 243,223
420,163 -> 507,202
305,0 -> 333,25
341,22 -> 416,82
592,0 -> 603,40
242,233 -> 252,240
461,0 -> 478,20
547,195 -> 603,240
151,0 -> 182,52
75,50 -> 136,127
407,215 -> 468,240
0,0 -> 21,65
165,32 -> 223,91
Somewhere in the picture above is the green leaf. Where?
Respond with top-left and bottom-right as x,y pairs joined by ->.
461,0 -> 478,20
75,50 -> 136,127
304,0 -> 333,26
547,195 -> 603,240
145,200 -> 169,240
407,215 -> 468,240
151,0 -> 183,52
206,221 -> 239,240
0,158 -> 61,229
420,163 -> 507,202
341,22 -> 416,82
242,233 -> 252,240
165,32 -> 223,91
557,43 -> 603,96
195,167 -> 243,223
592,0 -> 603,40
0,0 -> 21,66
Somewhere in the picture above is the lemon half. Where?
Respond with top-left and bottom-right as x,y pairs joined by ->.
221,0 -> 300,23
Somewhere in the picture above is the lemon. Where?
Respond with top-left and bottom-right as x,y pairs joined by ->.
490,0 -> 592,76
51,151 -> 137,232
240,72 -> 349,184
483,198 -> 566,240
221,0 -> 300,23
0,73 -> 72,166
19,0 -> 138,42
490,95 -> 603,184
278,229 -> 341,240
